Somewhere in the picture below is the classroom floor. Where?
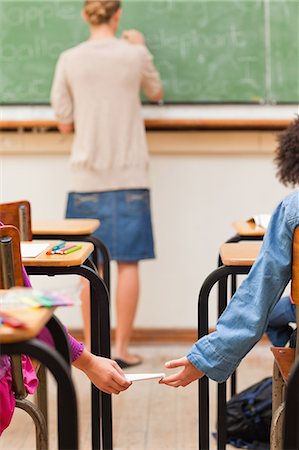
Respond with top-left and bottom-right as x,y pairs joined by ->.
0,342 -> 273,450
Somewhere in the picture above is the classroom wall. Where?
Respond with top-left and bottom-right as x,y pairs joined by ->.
0,133 -> 291,330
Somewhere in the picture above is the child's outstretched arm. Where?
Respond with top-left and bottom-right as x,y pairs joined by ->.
161,191 -> 299,385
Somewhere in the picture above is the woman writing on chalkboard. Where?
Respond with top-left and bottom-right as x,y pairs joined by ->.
51,0 -> 163,368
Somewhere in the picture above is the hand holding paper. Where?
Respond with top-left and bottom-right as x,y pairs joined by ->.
159,356 -> 204,388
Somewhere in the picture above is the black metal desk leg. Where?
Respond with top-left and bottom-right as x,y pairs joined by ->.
1,339 -> 78,450
46,316 -> 71,364
26,263 -> 112,450
198,268 -> 228,450
198,266 -> 250,450
229,270 -> 237,398
87,236 -> 111,294
91,270 -> 112,450
217,276 -> 228,450
217,382 -> 227,450
78,264 -> 112,450
199,376 -> 210,450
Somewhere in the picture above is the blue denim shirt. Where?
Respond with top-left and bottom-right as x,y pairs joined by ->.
187,190 -> 299,383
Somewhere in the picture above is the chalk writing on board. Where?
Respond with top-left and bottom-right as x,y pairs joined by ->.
1,2 -> 78,28
0,0 -> 298,103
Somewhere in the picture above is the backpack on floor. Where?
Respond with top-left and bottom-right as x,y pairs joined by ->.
226,377 -> 272,449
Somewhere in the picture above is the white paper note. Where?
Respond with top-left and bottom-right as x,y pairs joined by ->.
125,373 -> 165,382
21,243 -> 49,258
253,214 -> 271,229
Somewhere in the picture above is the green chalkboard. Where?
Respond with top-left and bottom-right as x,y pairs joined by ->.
269,1 -> 299,103
0,0 -> 298,104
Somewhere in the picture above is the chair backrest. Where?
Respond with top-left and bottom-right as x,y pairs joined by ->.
0,225 -> 24,288
0,200 -> 32,241
291,226 -> 299,355
0,223 -> 49,441
0,225 -> 27,398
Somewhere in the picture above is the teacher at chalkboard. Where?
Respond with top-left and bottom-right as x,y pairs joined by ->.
51,0 -> 163,368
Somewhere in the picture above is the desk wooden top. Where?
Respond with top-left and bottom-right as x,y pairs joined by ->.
232,220 -> 266,237
22,241 -> 94,267
220,242 -> 262,266
32,219 -> 100,235
0,306 -> 54,343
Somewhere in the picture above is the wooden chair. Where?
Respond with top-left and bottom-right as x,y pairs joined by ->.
0,224 -> 48,449
270,226 -> 299,450
0,200 -> 32,241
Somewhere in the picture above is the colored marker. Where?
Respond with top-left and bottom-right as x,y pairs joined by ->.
46,241 -> 67,255
54,244 -> 79,254
50,247 -> 66,254
63,245 -> 82,255
52,241 -> 67,251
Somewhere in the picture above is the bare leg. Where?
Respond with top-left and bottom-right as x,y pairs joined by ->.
114,262 -> 140,364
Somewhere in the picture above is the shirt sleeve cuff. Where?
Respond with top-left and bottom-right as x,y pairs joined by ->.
187,335 -> 241,383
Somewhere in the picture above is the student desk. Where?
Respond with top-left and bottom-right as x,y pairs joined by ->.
23,241 -> 112,450
0,301 -> 78,449
32,219 -> 110,292
0,304 -> 54,343
220,242 -> 261,265
219,221 -> 265,287
232,220 -> 266,240
198,242 -> 262,450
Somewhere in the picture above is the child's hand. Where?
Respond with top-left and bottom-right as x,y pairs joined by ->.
73,350 -> 131,394
159,356 -> 204,388
122,29 -> 145,45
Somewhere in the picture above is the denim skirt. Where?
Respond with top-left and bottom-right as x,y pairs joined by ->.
65,189 -> 155,262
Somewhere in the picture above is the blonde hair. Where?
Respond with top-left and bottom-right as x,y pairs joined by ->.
84,0 -> 121,26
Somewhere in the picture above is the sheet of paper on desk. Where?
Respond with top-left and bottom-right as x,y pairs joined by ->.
20,243 -> 49,258
250,214 -> 271,230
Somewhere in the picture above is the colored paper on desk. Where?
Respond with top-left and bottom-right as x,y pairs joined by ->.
21,243 -> 49,258
0,288 -> 74,309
